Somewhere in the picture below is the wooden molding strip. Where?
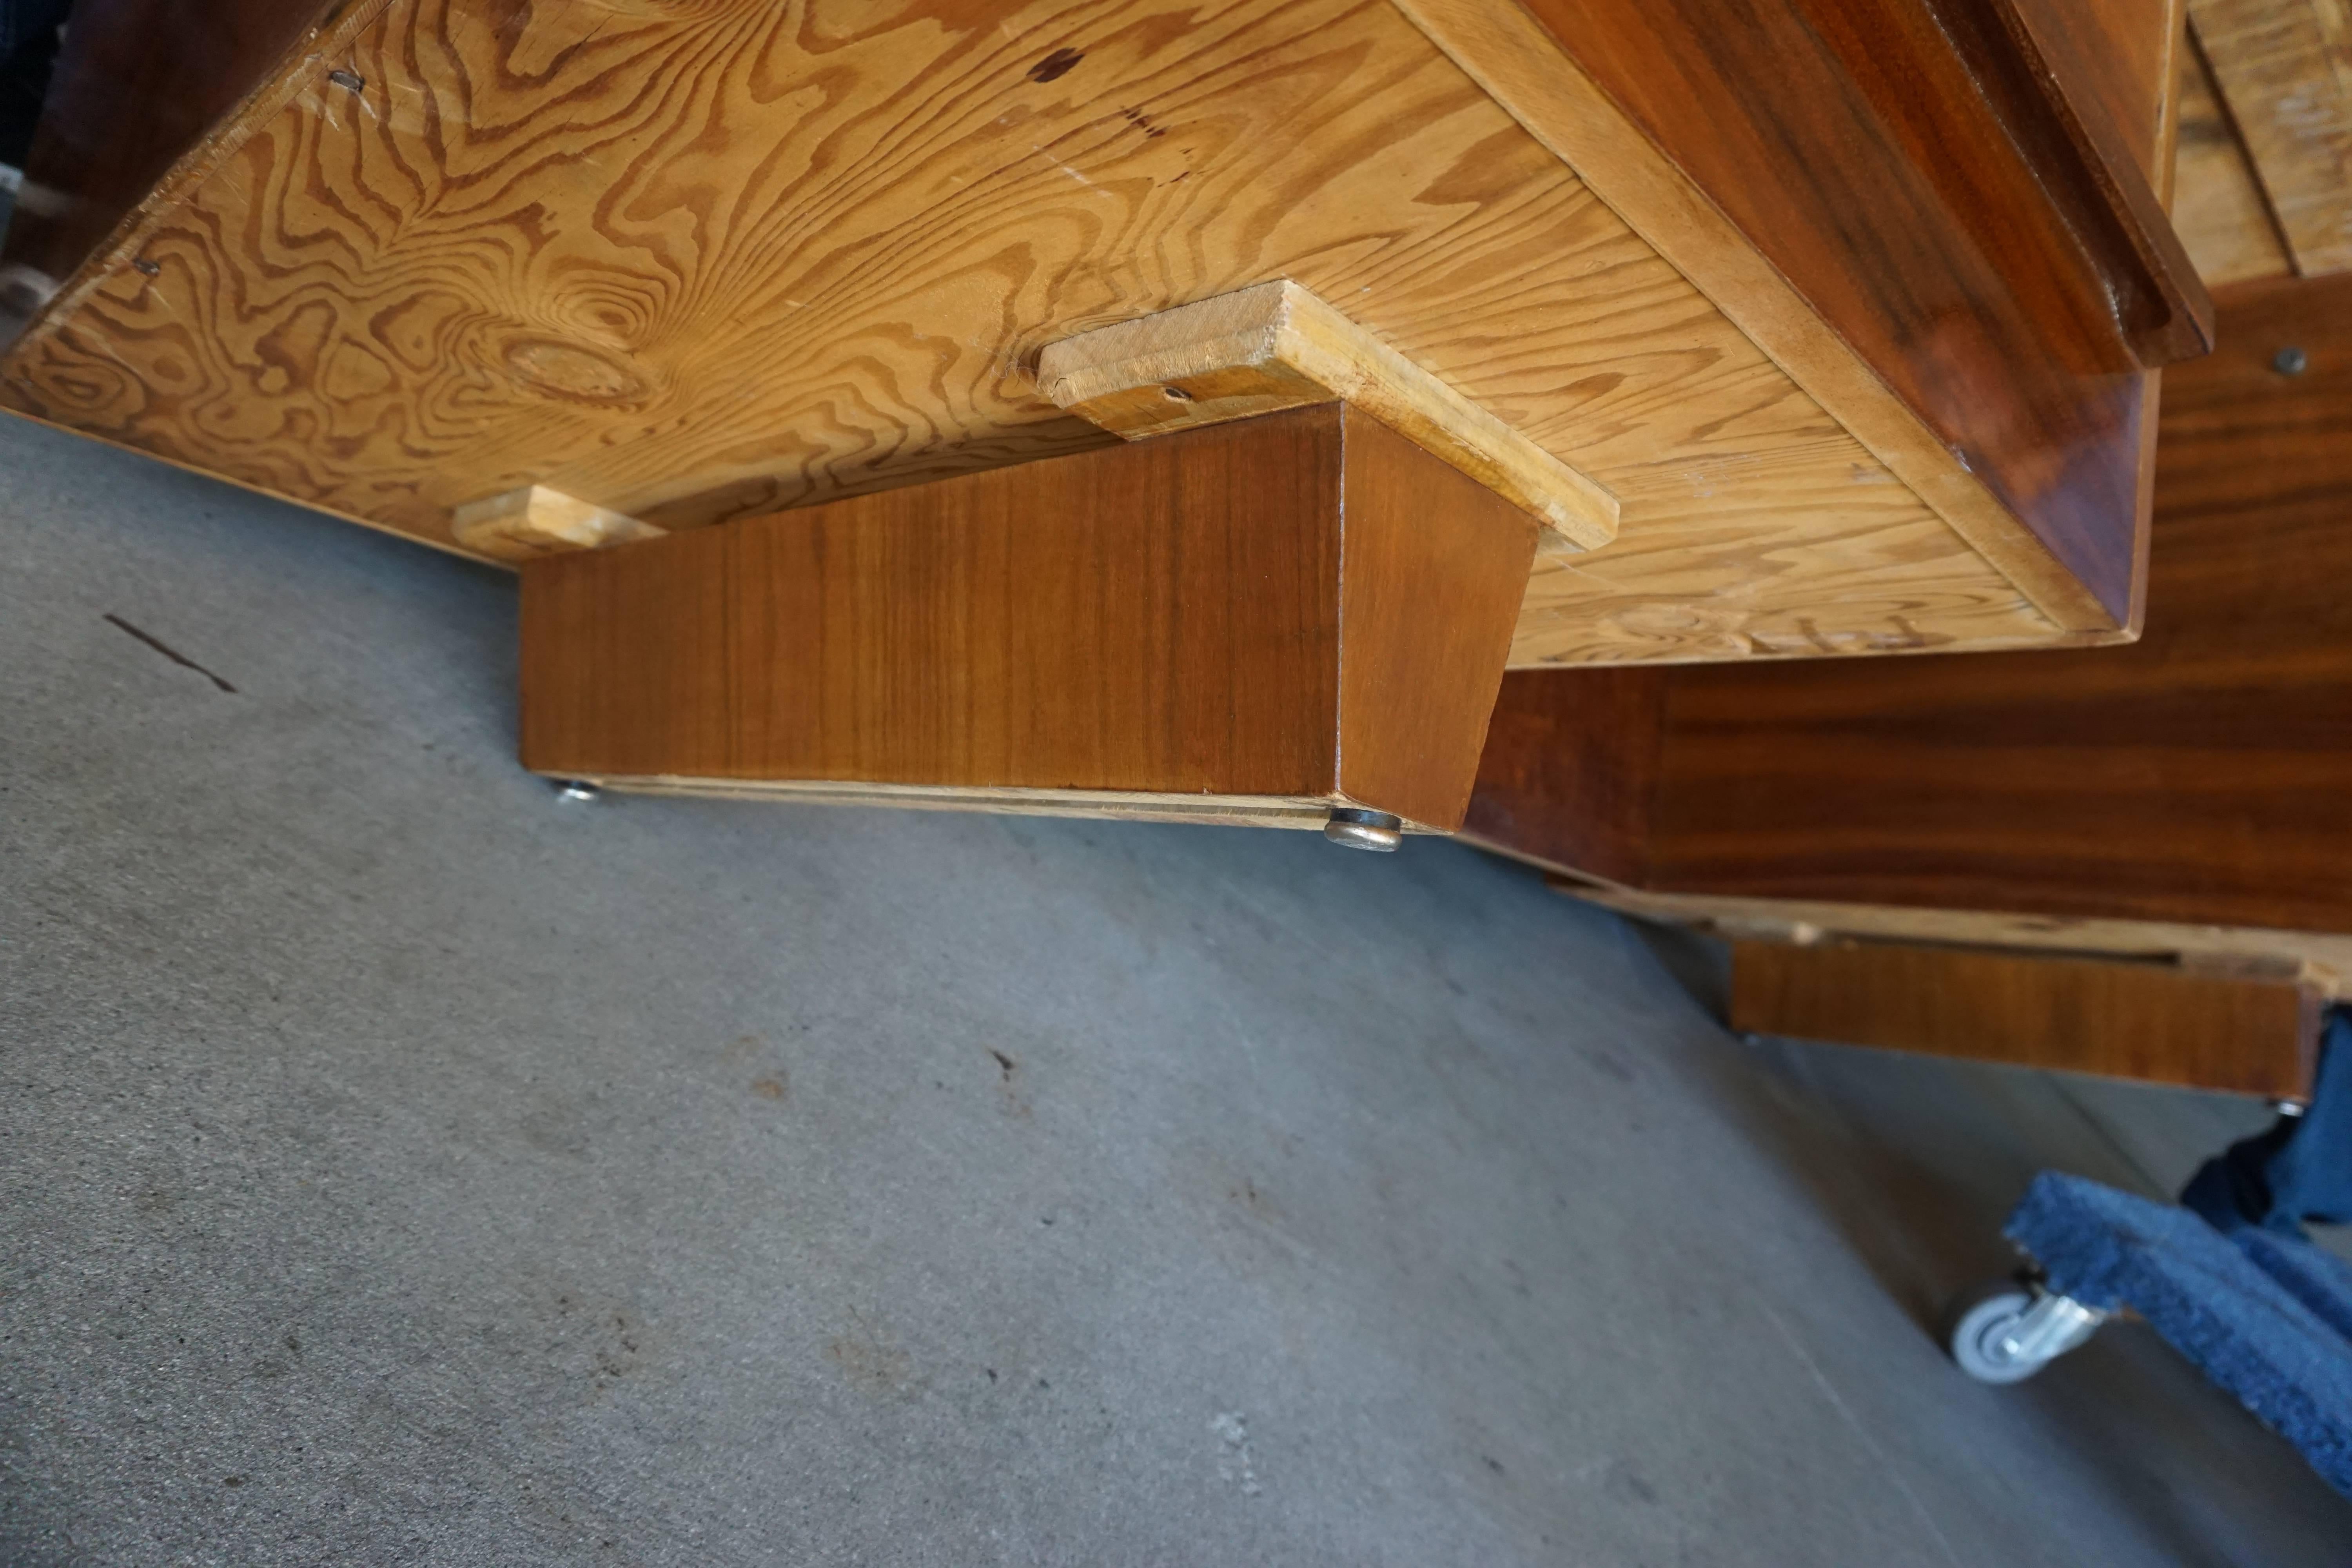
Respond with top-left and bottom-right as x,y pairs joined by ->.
2190,0 -> 2352,276
451,484 -> 664,562
1985,0 -> 2216,365
1555,883 -> 2352,1002
1727,936 -> 2320,1098
545,777 -> 1386,832
1037,280 -> 1618,554
1387,0 -> 2119,632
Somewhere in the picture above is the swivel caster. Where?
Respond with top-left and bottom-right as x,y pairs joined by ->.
1943,1275 -> 2105,1384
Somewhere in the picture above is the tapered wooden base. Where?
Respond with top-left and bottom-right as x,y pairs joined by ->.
519,405 -> 1538,833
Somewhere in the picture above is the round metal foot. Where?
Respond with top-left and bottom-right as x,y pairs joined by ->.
1323,808 -> 1403,852
552,779 -> 602,803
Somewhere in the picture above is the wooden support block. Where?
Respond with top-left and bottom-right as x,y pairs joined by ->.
519,405 -> 1538,834
1036,281 -> 1618,555
451,485 -> 665,562
1729,938 -> 2323,1098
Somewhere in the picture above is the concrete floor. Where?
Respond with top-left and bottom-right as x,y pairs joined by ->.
2,407 -> 2347,1566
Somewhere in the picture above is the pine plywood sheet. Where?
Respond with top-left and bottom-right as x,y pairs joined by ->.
0,0 -> 2066,664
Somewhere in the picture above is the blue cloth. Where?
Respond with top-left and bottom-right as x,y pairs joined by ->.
2183,1011 -> 2352,1235
2235,1227 -> 2352,1345
2007,1171 -> 2352,1498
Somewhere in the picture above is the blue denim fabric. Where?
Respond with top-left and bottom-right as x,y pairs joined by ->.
2183,1010 -> 2352,1235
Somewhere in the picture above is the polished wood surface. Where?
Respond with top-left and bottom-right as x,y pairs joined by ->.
1730,939 -> 2321,1098
521,405 -> 1536,831
1507,0 -> 2209,622
1459,669 -> 1665,887
0,0 -> 327,289
1468,271 -> 2352,933
1038,280 -> 1617,554
2191,0 -> 2352,275
0,0 -> 2158,664
2014,0 -> 2185,192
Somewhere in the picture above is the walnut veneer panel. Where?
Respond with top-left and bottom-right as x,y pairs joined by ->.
1730,939 -> 2321,1098
520,406 -> 1537,831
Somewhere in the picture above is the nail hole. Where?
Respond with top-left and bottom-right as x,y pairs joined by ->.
131,258 -> 160,277
2273,346 -> 2308,376
328,69 -> 365,92
1162,385 -> 1193,402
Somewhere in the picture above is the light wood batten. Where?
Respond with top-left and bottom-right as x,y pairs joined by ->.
451,485 -> 665,562
1038,281 -> 1619,554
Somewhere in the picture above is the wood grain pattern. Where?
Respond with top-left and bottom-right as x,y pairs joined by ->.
1392,0 -> 2120,639
2012,0 -> 2185,191
1470,271 -> 2352,933
1457,669 -> 1667,886
1499,0 -> 2203,623
2191,0 -> 2352,274
0,0 -> 330,290
520,405 -> 1537,831
1037,280 -> 1617,552
2173,34 -> 2298,283
1730,938 -> 2321,1098
0,0 -> 2084,665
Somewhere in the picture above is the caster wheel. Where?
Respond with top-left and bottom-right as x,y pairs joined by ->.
1945,1280 -> 2054,1384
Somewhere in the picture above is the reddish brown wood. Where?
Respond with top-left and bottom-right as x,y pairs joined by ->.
2008,0 -> 2178,189
1517,0 -> 2210,623
1335,417 -> 1548,818
1459,669 -> 1668,886
1466,272 -> 2352,934
0,0 -> 331,292
520,405 -> 1537,831
1730,939 -> 2321,1098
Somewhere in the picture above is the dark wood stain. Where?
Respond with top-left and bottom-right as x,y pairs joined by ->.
1027,47 -> 1083,83
1517,0 -> 2210,622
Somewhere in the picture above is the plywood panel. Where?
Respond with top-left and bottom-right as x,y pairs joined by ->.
0,0 -> 2074,666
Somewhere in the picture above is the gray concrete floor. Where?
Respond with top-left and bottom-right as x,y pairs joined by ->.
2,407 -> 2348,1566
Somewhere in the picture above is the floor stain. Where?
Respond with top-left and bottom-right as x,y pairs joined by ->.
103,613 -> 237,693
